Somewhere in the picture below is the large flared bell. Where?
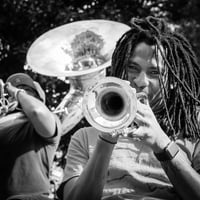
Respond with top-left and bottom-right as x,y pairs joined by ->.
26,20 -> 130,77
26,20 -> 130,135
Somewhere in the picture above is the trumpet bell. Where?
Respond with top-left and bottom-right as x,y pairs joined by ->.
83,77 -> 137,133
26,20 -> 130,77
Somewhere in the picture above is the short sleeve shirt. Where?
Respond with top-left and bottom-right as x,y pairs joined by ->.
61,127 -> 200,200
0,112 -> 62,199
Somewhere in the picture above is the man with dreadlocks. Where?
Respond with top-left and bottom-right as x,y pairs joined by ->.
57,16 -> 200,200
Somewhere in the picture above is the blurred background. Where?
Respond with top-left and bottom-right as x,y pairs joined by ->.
1,0 -> 200,195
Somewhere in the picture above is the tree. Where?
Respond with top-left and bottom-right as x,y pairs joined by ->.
1,0 -> 200,85
1,0 -> 200,193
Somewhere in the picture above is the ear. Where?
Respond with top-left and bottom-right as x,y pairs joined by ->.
197,107 -> 200,124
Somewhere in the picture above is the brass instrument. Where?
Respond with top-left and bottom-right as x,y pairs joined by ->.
54,70 -> 106,134
26,19 -> 130,135
25,20 -> 131,192
83,76 -> 138,135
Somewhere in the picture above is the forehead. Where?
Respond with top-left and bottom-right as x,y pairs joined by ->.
133,42 -> 155,57
131,42 -> 165,69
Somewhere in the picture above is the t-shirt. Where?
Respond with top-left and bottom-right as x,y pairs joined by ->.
0,111 -> 62,200
61,127 -> 200,200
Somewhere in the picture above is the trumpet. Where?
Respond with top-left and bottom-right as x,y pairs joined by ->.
82,76 -> 139,136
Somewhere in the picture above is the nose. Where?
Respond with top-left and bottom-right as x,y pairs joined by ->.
133,72 -> 149,89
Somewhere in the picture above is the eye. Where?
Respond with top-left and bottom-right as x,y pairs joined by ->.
151,70 -> 159,75
148,67 -> 160,77
127,65 -> 140,73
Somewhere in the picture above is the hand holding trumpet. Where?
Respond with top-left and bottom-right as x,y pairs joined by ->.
124,98 -> 171,153
83,77 -> 170,152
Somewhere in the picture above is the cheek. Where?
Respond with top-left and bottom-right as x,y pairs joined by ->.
127,74 -> 137,86
129,78 -> 137,89
127,75 -> 132,82
151,79 -> 160,91
149,80 -> 161,99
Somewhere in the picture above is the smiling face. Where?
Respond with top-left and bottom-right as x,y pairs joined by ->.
127,42 -> 166,108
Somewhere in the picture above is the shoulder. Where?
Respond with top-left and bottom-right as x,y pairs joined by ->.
73,126 -> 99,138
70,127 -> 99,149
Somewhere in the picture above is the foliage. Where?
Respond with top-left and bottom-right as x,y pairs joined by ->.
1,0 -> 200,82
0,0 -> 200,144
1,0 -> 200,194
71,30 -> 104,58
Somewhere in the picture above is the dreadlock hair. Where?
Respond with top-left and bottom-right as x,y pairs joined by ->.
111,16 -> 200,140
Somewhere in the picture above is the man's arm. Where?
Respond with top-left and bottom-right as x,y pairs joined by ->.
6,83 -> 56,138
132,100 -> 200,200
62,131 -> 117,200
160,149 -> 200,200
17,89 -> 56,138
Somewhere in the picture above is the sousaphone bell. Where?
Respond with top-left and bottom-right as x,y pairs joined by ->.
26,19 -> 130,135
